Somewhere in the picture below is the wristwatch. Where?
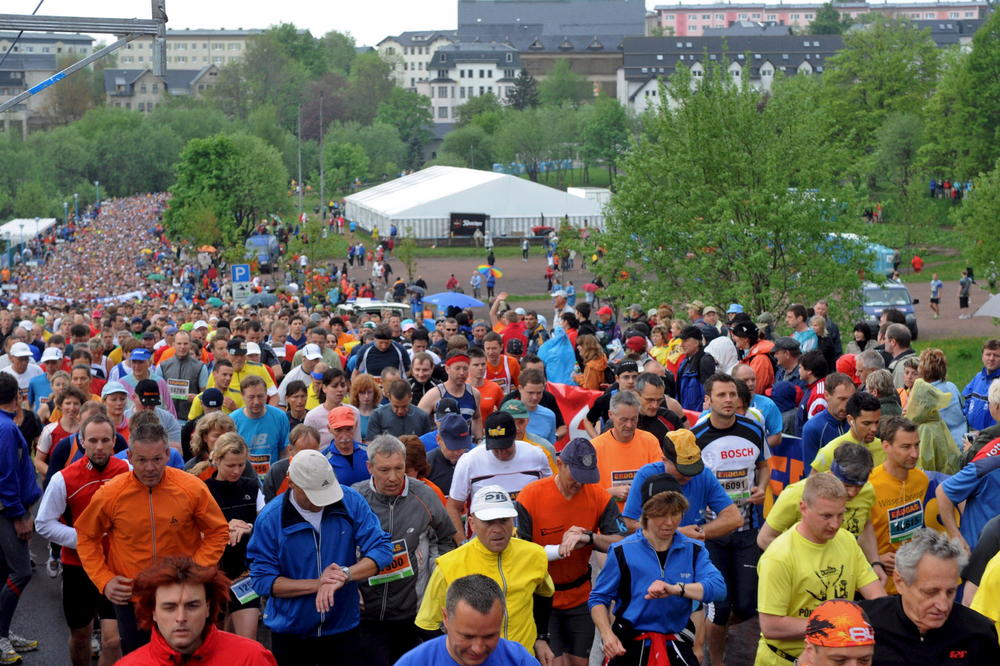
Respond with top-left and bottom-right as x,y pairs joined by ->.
585,530 -> 595,545
537,633 -> 551,643
677,582 -> 686,598
340,565 -> 352,581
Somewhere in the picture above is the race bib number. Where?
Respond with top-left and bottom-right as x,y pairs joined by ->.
611,470 -> 637,486
167,378 -> 190,399
248,452 -> 270,478
367,539 -> 414,586
230,574 -> 259,604
717,468 -> 751,504
888,500 -> 924,544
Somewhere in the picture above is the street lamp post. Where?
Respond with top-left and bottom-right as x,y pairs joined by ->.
94,180 -> 100,208
63,201 -> 69,227
73,193 -> 79,220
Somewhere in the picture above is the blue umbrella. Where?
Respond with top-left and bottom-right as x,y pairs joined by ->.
424,292 -> 484,310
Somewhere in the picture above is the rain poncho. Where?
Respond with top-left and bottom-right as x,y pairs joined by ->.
705,336 -> 739,375
904,379 -> 959,474
538,326 -> 578,385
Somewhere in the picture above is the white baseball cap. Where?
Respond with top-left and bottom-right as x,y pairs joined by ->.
40,347 -> 63,363
9,342 -> 33,358
302,343 -> 323,360
288,449 -> 343,506
245,341 -> 261,356
193,320 -> 209,330
469,485 -> 517,521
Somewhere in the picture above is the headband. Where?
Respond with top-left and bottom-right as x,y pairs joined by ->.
445,354 -> 470,367
830,461 -> 868,488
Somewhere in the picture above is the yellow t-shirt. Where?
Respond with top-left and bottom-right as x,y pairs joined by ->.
186,386 -> 243,420
970,551 -> 1000,640
867,464 -> 955,594
811,431 -> 885,473
755,525 -> 879,664
206,362 -> 276,395
305,383 -> 322,411
766,478 -> 875,538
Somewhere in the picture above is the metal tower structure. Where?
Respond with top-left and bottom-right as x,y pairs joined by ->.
0,0 -> 167,114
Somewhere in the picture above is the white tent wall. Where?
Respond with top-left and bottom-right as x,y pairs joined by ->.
343,166 -> 606,239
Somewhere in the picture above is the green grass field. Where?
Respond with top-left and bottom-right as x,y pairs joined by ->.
915,337 -> 984,386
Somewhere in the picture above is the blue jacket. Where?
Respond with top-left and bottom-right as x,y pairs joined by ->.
800,408 -> 848,473
676,350 -> 715,412
247,486 -> 393,637
0,409 -> 41,518
963,367 -> 1000,432
589,530 -> 726,635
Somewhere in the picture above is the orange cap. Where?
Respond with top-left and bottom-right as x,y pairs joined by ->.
804,600 -> 875,648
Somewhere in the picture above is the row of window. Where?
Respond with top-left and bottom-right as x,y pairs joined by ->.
665,9 -> 974,21
126,41 -> 242,50
0,44 -> 83,54
0,88 -> 26,96
120,55 -> 234,64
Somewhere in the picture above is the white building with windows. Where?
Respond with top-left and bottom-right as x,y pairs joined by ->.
118,29 -> 265,70
617,34 -> 842,113
419,42 -> 522,124
377,30 -> 458,90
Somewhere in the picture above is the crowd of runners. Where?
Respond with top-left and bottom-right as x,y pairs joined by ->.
0,195 -> 999,666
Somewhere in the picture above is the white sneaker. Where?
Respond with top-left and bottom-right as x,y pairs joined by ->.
0,638 -> 22,664
6,634 -> 37,653
45,557 -> 60,579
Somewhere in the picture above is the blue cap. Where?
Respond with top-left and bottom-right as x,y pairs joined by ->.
726,303 -> 744,314
130,348 -> 152,362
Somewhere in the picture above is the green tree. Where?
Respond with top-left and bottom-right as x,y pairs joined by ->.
439,124 -> 495,169
147,105 -> 233,146
507,69 -> 540,110
953,159 -> 1000,282
494,108 -> 551,181
347,52 -> 395,124
808,3 -> 852,34
456,92 -> 503,126
822,17 -> 940,159
320,31 -> 357,75
39,55 -> 94,125
589,64 -> 867,316
539,59 -> 591,107
12,181 -> 54,218
581,97 -> 629,185
268,23 -> 326,77
376,87 -> 433,169
207,32 -> 309,129
872,113 -> 924,223
166,133 -> 288,247
323,142 -> 370,194
921,12 -> 1000,179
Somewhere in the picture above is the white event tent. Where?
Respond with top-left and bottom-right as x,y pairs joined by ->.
343,166 -> 605,239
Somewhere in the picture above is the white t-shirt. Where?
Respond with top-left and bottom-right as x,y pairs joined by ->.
449,440 -> 552,503
2,362 -> 43,390
289,490 -> 324,532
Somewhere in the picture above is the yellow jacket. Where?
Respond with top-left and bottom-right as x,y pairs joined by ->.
415,536 -> 554,654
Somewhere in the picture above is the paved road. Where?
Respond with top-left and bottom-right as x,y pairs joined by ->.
14,536 -> 72,664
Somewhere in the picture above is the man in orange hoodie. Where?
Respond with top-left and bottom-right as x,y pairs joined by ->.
76,419 -> 229,656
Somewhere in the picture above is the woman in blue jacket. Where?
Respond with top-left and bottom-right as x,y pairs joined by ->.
589,489 -> 726,665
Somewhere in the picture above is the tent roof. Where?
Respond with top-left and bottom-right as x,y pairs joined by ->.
345,166 -> 603,220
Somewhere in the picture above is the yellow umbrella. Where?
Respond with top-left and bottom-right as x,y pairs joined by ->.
140,248 -> 153,255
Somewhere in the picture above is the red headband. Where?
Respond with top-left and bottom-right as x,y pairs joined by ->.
445,354 -> 470,367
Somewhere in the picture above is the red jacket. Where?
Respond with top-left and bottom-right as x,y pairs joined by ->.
59,455 -> 130,566
117,625 -> 276,665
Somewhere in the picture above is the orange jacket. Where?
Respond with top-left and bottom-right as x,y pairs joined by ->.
76,466 -> 229,596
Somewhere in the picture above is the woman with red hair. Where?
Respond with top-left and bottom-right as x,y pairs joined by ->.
119,557 -> 275,665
